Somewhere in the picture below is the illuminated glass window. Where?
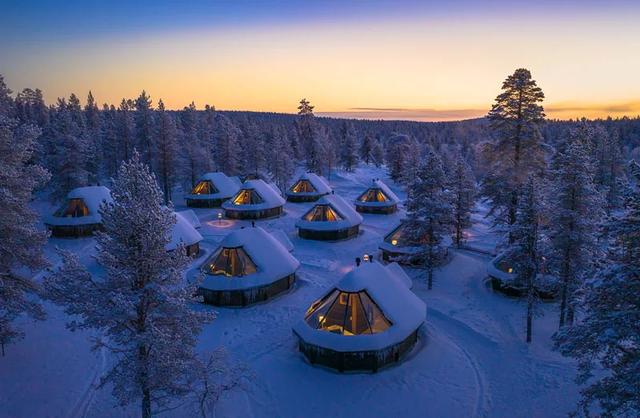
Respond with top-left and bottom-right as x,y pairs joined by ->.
305,289 -> 391,335
290,179 -> 316,193
232,189 -> 264,205
54,198 -> 90,218
203,247 -> 257,277
191,180 -> 218,195
357,188 -> 389,203
384,222 -> 429,247
303,205 -> 342,222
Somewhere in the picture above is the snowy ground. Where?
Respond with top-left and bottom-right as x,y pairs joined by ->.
0,165 -> 581,418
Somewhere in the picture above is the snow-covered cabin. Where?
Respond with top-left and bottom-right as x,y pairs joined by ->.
167,210 -> 203,257
184,172 -> 242,208
378,220 -> 430,264
222,179 -> 286,220
45,186 -> 113,237
295,193 -> 363,241
487,252 -> 556,300
354,179 -> 400,214
198,226 -> 300,306
293,261 -> 425,372
285,172 -> 332,202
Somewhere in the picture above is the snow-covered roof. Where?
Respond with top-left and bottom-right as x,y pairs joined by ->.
270,229 -> 295,252
200,226 -> 300,291
185,172 -> 241,201
176,209 -> 201,229
355,179 -> 401,207
285,172 -> 332,197
221,179 -> 286,212
45,186 -> 113,226
167,211 -> 203,251
295,194 -> 363,231
293,261 -> 425,352
487,252 -> 556,289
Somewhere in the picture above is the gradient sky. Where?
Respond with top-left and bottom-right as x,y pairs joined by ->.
2,0 -> 640,121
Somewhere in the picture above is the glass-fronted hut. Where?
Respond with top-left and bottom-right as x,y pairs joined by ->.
354,179 -> 400,214
487,252 -> 556,299
184,172 -> 242,207
285,173 -> 332,202
293,261 -> 425,372
45,186 -> 113,237
378,220 -> 429,263
198,226 -> 300,306
222,179 -> 286,220
296,194 -> 363,241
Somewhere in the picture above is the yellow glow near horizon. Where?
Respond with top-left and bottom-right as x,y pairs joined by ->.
4,14 -> 640,121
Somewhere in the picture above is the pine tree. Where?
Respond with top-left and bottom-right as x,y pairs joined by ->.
0,75 -> 14,118
385,134 -> 414,183
45,100 -> 90,201
266,126 -> 294,192
84,91 -> 101,183
179,102 -> 206,187
548,134 -> 603,328
449,154 -> 476,247
371,137 -> 384,167
116,99 -> 135,162
240,119 -> 265,178
593,125 -> 626,211
339,122 -> 358,171
212,113 -> 240,175
0,113 -> 51,355
45,153 -> 213,417
360,133 -> 374,165
405,148 -> 452,289
509,176 -> 543,343
297,98 -> 314,115
134,90 -> 154,164
482,68 -> 546,242
554,187 -> 640,417
155,99 -> 177,204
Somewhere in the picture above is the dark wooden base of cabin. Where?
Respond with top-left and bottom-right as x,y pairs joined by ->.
185,197 -> 227,208
199,274 -> 295,307
296,329 -> 419,372
298,225 -> 359,241
224,206 -> 284,220
286,194 -> 325,203
47,223 -> 103,238
355,204 -> 397,215
489,276 -> 556,300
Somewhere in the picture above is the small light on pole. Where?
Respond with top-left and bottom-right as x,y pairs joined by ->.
363,254 -> 370,263
217,212 -> 223,225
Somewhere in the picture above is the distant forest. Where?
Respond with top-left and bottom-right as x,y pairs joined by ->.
2,74 -> 640,203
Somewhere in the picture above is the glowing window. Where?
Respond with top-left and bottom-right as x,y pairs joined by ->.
305,290 -> 391,335
384,222 -> 429,247
191,180 -> 218,195
357,188 -> 389,203
203,247 -> 257,277
290,179 -> 316,193
303,205 -> 343,222
232,189 -> 264,205
54,198 -> 90,218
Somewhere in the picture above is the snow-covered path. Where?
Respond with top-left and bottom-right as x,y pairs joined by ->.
0,165 -> 580,418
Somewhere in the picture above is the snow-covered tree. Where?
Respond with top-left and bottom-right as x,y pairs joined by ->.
213,113 -> 241,176
449,154 -> 476,247
84,91 -> 101,183
239,119 -> 265,178
385,133 -> 417,183
116,98 -> 135,162
266,126 -> 294,192
44,152 -> 213,417
554,187 -> 640,417
509,176 -> 543,343
405,148 -> 452,289
482,68 -> 546,242
339,122 -> 358,171
0,113 -> 51,355
548,135 -> 603,328
155,99 -> 178,204
179,102 -> 208,187
360,133 -> 374,165
371,137 -> 384,167
593,125 -> 626,211
44,99 -> 90,201
134,90 -> 154,164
